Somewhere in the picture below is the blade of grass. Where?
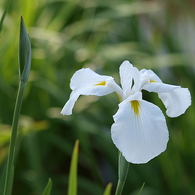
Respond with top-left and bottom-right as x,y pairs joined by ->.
137,182 -> 145,195
68,140 -> 79,195
42,178 -> 52,195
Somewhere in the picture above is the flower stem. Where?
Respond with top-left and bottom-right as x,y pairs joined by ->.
3,81 -> 26,195
115,152 -> 129,195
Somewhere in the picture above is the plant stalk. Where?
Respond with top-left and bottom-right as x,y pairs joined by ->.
3,81 -> 26,195
115,152 -> 129,195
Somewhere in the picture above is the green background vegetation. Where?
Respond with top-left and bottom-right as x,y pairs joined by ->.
0,0 -> 195,194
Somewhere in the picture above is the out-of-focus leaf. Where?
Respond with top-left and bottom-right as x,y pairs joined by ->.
0,0 -> 12,33
103,183 -> 112,195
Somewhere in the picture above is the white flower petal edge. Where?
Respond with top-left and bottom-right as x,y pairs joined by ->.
140,69 -> 191,117
111,92 -> 169,164
61,68 -> 115,115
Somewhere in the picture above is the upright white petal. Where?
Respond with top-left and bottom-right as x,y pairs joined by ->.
119,61 -> 141,98
119,61 -> 133,97
111,93 -> 169,164
61,68 -> 115,115
158,87 -> 191,117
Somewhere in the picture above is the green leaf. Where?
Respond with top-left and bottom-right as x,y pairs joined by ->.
68,140 -> 79,195
103,183 -> 112,195
42,178 -> 52,195
19,16 -> 31,83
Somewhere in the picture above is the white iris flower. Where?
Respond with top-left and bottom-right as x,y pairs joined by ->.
61,60 -> 191,164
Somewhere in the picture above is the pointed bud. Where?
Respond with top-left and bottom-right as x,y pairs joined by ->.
19,16 -> 31,83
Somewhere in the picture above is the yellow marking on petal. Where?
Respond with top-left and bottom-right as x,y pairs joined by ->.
150,79 -> 156,83
94,81 -> 106,86
131,100 -> 140,115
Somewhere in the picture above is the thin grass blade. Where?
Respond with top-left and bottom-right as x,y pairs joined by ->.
41,178 -> 52,195
137,182 -> 145,195
103,183 -> 112,195
68,140 -> 79,195
0,0 -> 12,33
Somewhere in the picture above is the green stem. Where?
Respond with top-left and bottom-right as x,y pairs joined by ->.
3,81 -> 26,195
115,152 -> 129,195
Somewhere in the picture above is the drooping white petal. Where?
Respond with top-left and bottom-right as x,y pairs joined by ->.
61,91 -> 80,115
140,68 -> 191,117
61,68 -> 115,115
119,61 -> 141,97
158,87 -> 191,117
140,69 -> 179,93
111,93 -> 169,164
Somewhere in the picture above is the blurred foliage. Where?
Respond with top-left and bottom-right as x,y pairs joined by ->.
0,0 -> 195,194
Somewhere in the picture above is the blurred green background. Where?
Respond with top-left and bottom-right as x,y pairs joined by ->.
0,0 -> 195,194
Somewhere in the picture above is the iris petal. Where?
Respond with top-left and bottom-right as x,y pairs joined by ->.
70,68 -> 113,90
159,87 -> 191,117
140,69 -> 162,83
119,61 -> 141,98
143,82 -> 179,93
119,61 -> 133,96
111,95 -> 169,164
140,69 -> 191,117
